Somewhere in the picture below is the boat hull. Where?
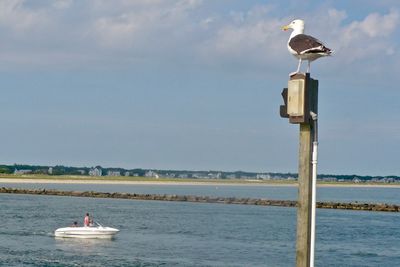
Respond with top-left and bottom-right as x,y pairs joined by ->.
54,226 -> 119,239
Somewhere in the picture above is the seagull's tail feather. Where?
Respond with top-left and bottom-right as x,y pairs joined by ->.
300,45 -> 332,56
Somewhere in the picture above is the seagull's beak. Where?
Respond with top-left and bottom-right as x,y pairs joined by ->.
281,25 -> 290,31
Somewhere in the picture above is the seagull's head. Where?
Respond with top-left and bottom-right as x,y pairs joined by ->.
282,19 -> 305,33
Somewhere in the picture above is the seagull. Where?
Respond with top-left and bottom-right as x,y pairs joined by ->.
282,19 -> 332,75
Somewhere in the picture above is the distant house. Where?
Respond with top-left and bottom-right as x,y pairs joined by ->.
165,173 -> 176,178
207,172 -> 221,179
124,171 -> 130,176
107,170 -> 121,177
89,167 -> 102,177
192,173 -> 205,179
14,169 -> 32,175
322,177 -> 337,182
145,171 -> 159,178
48,167 -> 53,175
257,174 -> 271,180
379,177 -> 395,183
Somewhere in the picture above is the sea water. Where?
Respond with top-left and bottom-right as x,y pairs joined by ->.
0,185 -> 399,266
2,183 -> 400,204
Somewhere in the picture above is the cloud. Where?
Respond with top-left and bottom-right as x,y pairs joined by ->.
196,5 -> 289,70
281,8 -> 400,75
0,0 -> 48,31
93,14 -> 140,49
324,8 -> 399,72
52,0 -> 74,10
196,6 -> 399,74
341,9 -> 399,42
0,1 -> 398,75
91,0 -> 202,51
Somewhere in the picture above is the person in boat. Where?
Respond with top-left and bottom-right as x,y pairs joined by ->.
84,213 -> 91,227
71,221 -> 78,227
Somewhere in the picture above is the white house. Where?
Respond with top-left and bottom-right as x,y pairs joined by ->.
89,167 -> 102,177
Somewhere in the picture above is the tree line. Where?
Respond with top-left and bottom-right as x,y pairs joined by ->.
0,164 -> 398,182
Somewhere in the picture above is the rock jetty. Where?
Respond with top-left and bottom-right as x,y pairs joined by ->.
1,187 -> 398,212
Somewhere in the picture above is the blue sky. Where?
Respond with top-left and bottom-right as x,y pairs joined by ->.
0,0 -> 399,176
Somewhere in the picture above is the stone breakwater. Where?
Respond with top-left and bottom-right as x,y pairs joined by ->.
1,187 -> 399,212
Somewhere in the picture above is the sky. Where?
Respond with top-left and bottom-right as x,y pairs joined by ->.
0,0 -> 399,176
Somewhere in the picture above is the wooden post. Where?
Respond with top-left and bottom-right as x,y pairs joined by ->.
281,73 -> 318,267
296,123 -> 313,267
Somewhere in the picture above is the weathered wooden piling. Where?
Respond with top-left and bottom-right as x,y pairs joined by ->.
281,73 -> 319,267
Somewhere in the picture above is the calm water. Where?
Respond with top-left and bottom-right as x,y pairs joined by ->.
1,184 -> 400,266
2,182 -> 400,204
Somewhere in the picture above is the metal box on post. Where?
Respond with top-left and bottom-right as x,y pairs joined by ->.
287,79 -> 305,117
280,73 -> 318,124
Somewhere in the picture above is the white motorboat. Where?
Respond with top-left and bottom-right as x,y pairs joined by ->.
54,222 -> 119,239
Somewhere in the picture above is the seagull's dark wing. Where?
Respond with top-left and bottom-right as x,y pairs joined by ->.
289,34 -> 331,55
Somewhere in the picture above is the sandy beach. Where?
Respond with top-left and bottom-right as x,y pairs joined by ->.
1,178 -> 400,188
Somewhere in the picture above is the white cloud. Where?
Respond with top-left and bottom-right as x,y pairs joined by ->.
195,6 -> 396,72
196,5 -> 288,69
94,14 -> 140,49
348,9 -> 399,38
202,19 -> 284,57
52,0 -> 74,10
0,1 -> 398,75
328,9 -> 399,63
91,0 -> 202,50
0,0 -> 48,31
200,17 -> 215,29
275,8 -> 400,73
339,8 -> 399,50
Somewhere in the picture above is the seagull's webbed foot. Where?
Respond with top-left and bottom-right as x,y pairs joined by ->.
289,59 -> 303,77
289,71 -> 306,77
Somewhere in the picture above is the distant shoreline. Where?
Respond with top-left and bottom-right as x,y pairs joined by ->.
0,178 -> 296,186
1,177 -> 400,188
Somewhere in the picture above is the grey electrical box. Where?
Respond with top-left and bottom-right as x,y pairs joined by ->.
279,73 -> 318,124
287,79 -> 305,117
